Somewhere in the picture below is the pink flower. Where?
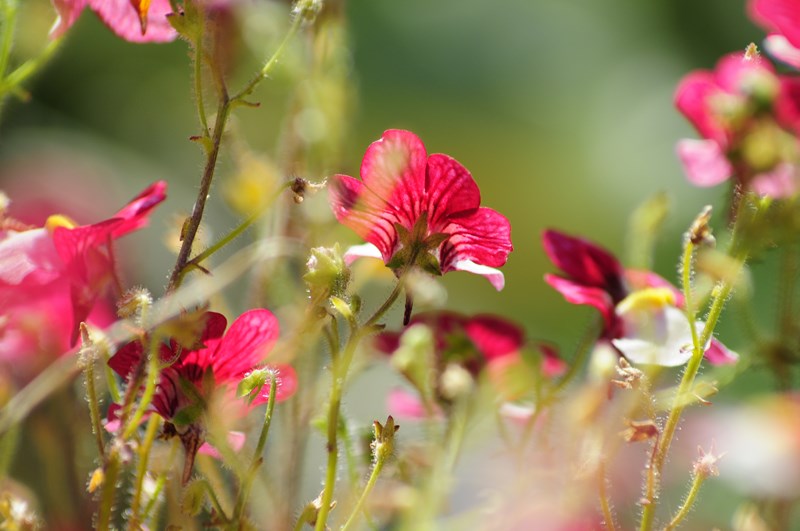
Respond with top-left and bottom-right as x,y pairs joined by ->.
329,130 -> 512,290
749,0 -> 800,69
674,52 -> 800,197
108,309 -> 297,482
543,229 -> 737,367
50,0 -> 177,43
0,182 -> 166,372
377,312 -> 563,417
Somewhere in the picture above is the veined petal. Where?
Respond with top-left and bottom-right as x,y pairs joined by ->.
451,260 -> 505,290
542,230 -> 623,291
425,153 -> 480,229
209,309 -> 280,383
440,207 -> 512,271
544,274 -> 615,328
329,175 -> 397,261
359,129 -> 427,228
87,0 -> 177,43
676,138 -> 732,187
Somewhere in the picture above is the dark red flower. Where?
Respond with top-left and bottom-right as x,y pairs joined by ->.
377,311 -> 563,417
329,130 -> 512,290
543,229 -> 737,366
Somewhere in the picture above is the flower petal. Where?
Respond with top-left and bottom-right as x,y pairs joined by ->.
676,138 -> 732,187
342,242 -> 383,265
50,0 -> 88,39
425,153 -> 480,229
451,260 -> 505,290
750,0 -> 800,51
542,230 -> 624,293
765,34 -> 800,69
359,129 -> 427,229
87,0 -> 177,43
750,163 -> 800,198
464,315 -> 524,360
544,274 -> 615,329
109,180 -> 167,237
387,388 -> 435,419
440,207 -> 512,272
704,339 -> 739,365
0,228 -> 62,287
329,175 -> 397,262
674,70 -> 727,143
209,309 -> 280,383
198,431 -> 246,459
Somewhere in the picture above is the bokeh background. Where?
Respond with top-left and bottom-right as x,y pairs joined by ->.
1,0 -> 794,528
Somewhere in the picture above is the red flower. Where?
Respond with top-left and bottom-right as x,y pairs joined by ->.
50,0 -> 177,43
750,0 -> 800,69
0,182 -> 166,369
329,130 -> 512,290
108,309 -> 297,482
674,52 -> 800,197
543,229 -> 737,366
108,310 -> 297,421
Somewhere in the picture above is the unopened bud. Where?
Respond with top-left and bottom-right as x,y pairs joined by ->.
688,205 -> 714,246
237,368 -> 273,403
372,415 -> 399,462
304,245 -> 350,302
612,358 -> 643,390
439,363 -> 474,401
293,0 -> 323,24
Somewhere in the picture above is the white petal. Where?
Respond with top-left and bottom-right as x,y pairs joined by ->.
342,242 -> 383,265
453,259 -> 505,290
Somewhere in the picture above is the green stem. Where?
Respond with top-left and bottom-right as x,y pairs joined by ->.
83,353 -> 106,457
364,279 -> 406,328
231,374 -> 278,525
232,10 -> 304,103
640,198 -> 760,531
314,331 -> 359,531
123,338 -> 161,440
193,27 -> 209,137
0,0 -> 17,81
664,472 -> 707,531
181,180 -> 294,280
598,458 -> 617,531
97,452 -> 120,530
128,415 -> 162,530
168,9 -> 303,292
340,453 -> 387,531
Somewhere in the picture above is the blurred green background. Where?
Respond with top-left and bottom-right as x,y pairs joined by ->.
0,0 -> 788,527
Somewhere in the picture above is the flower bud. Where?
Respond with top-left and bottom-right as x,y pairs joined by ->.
439,363 -> 474,401
304,245 -> 351,302
237,368 -> 272,403
117,287 -> 153,320
372,415 -> 399,462
390,324 -> 436,404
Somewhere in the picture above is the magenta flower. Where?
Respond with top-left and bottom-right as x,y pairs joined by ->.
675,52 -> 800,197
50,0 -> 177,43
377,311 -> 564,417
0,182 -> 166,370
749,0 -> 800,69
329,130 -> 513,290
543,230 -> 737,366
108,309 -> 297,482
